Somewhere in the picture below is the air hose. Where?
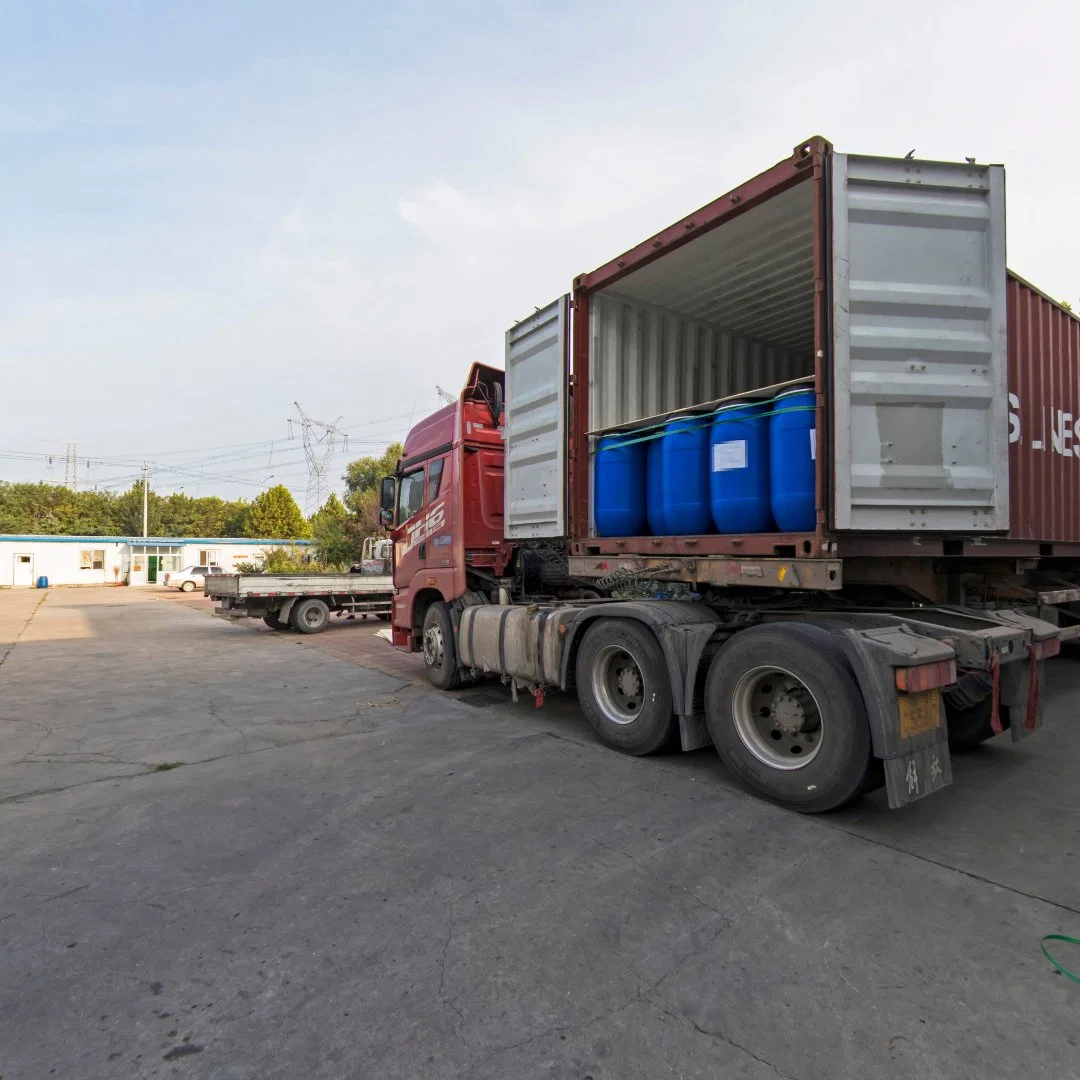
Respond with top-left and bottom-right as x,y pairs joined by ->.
1040,935 -> 1080,984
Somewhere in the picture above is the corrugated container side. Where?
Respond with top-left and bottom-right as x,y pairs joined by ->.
588,294 -> 811,431
1007,273 -> 1080,544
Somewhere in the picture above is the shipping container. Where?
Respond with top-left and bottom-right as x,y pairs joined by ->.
1006,272 -> 1080,548
507,137 -> 1076,565
382,138 -> 1074,814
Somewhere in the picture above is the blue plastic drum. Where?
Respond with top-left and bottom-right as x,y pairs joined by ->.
769,388 -> 817,532
710,401 -> 772,533
653,416 -> 713,535
594,435 -> 647,537
646,434 -> 667,536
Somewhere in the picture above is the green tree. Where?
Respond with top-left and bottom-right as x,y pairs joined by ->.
310,492 -> 347,531
308,493 -> 356,565
343,443 -> 401,536
0,482 -> 121,535
221,499 -> 251,537
113,482 -> 166,536
312,517 -> 355,566
244,485 -> 311,539
344,443 -> 402,512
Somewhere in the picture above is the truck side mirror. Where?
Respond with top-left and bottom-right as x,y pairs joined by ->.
379,477 -> 396,528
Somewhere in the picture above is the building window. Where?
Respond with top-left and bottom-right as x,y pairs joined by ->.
199,549 -> 219,565
427,458 -> 444,503
80,549 -> 105,571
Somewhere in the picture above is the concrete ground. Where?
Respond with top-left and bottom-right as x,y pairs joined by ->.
1,587 -> 1078,1080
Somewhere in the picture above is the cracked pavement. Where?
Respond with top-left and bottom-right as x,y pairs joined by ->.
1,587 -> 1079,1079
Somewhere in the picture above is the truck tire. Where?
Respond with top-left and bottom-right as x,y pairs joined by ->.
575,618 -> 675,756
422,602 -> 461,690
704,623 -> 873,813
263,612 -> 286,630
945,698 -> 1002,752
291,598 -> 330,634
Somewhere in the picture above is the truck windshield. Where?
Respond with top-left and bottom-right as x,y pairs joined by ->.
397,468 -> 424,522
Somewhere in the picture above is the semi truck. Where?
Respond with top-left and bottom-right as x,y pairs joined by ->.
378,136 -> 1078,813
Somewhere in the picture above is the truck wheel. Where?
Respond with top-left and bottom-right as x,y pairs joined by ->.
945,698 -> 1003,752
263,612 -> 286,630
291,598 -> 330,634
704,624 -> 873,813
422,602 -> 461,690
181,580 -> 195,593
576,619 -> 674,756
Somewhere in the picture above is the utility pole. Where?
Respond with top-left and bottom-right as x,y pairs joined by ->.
142,463 -> 150,538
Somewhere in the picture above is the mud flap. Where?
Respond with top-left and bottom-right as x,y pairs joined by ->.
833,626 -> 956,809
882,737 -> 953,809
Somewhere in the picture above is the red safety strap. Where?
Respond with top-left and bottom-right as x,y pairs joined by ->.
1024,642 -> 1040,731
989,653 -> 1003,735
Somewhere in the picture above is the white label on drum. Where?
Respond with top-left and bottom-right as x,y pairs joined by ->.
712,440 -> 747,471
809,428 -> 816,461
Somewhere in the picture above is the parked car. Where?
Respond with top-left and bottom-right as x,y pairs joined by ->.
161,565 -> 223,592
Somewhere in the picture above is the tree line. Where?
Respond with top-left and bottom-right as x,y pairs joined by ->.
0,442 -> 404,567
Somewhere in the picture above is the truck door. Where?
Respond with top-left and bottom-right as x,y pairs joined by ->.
394,455 -> 452,581
421,456 -> 452,571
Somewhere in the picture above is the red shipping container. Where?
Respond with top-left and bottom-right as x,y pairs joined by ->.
1007,273 -> 1080,547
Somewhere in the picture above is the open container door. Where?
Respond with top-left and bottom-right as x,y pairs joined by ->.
504,297 -> 569,539
831,154 -> 1008,531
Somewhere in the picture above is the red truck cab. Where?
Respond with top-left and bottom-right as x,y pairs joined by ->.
381,363 -> 508,652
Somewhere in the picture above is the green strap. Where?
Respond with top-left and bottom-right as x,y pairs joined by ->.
1040,934 -> 1080,983
595,402 -> 816,452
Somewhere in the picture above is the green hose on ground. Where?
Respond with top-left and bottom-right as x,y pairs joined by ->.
1040,935 -> 1080,984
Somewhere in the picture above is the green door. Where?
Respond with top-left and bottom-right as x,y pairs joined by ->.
148,555 -> 159,584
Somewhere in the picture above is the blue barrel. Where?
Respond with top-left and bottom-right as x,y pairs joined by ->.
594,435 -> 647,536
769,388 -> 817,532
710,401 -> 772,533
646,435 -> 667,535
656,416 -> 713,535
36,576 -> 49,589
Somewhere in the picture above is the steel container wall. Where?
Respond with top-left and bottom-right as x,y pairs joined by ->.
1007,272 -> 1080,544
589,294 -> 811,432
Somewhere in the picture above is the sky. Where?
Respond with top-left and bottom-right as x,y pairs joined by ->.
2,0 -> 1077,506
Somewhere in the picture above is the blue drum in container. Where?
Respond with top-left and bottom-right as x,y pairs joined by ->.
769,387 -> 817,532
36,576 -> 49,589
646,435 -> 667,535
653,416 -> 713,535
709,401 -> 772,533
594,435 -> 647,537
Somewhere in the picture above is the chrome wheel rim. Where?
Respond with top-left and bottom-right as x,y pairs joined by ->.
730,665 -> 823,770
592,644 -> 645,725
423,623 -> 444,668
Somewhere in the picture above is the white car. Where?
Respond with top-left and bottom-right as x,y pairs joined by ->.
161,565 -> 224,592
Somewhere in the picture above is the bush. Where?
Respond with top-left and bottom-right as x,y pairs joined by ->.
234,545 -> 345,575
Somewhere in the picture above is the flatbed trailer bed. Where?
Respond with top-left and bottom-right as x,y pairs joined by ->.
205,573 -> 394,633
